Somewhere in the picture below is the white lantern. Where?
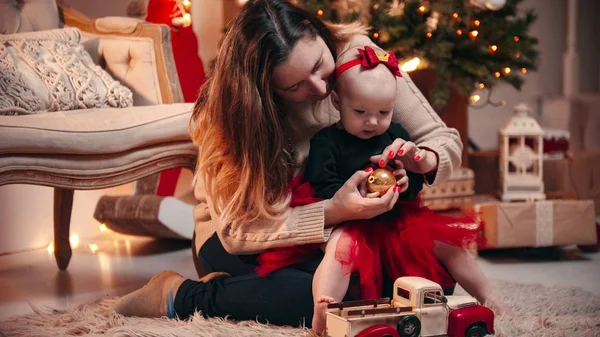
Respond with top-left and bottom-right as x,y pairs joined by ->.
499,103 -> 546,201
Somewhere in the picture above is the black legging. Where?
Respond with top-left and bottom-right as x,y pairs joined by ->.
174,233 -> 372,327
174,233 -> 453,327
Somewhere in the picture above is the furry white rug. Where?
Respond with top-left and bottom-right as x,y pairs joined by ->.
1,280 -> 599,337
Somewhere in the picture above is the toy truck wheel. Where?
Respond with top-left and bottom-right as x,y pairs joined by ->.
356,324 -> 400,337
465,323 -> 488,337
396,315 -> 421,337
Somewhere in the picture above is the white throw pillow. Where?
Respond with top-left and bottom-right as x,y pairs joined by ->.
0,27 -> 133,115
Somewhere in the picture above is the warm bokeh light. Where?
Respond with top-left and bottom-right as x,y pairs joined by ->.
70,234 -> 80,248
470,94 -> 481,103
317,9 -> 323,16
89,244 -> 99,253
400,57 -> 421,72
489,45 -> 498,53
474,20 -> 481,27
47,242 -> 54,253
456,29 -> 463,36
469,30 -> 479,39
503,67 -> 512,75
494,72 -> 501,78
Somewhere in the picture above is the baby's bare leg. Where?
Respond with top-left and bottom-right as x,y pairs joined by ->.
312,227 -> 354,333
433,241 -> 512,316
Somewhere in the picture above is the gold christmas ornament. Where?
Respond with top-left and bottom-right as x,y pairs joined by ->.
367,168 -> 397,194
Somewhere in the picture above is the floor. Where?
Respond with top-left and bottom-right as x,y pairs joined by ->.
0,231 -> 599,322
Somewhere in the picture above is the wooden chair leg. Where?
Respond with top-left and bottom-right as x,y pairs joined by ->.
54,188 -> 74,270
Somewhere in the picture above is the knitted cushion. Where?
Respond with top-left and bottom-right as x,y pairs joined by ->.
0,27 -> 133,115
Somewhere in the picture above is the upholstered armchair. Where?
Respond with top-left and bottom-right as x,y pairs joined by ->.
0,1 -> 196,270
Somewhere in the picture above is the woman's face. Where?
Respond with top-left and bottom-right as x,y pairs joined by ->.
271,35 -> 335,103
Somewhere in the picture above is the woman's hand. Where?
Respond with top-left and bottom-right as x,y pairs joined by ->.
370,138 -> 438,175
324,168 -> 400,226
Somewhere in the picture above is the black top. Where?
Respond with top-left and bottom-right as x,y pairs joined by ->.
304,122 -> 425,200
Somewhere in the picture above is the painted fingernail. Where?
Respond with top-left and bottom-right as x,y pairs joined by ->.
365,167 -> 373,172
398,149 -> 404,156
415,156 -> 421,161
388,151 -> 395,158
379,160 -> 385,167
394,186 -> 400,193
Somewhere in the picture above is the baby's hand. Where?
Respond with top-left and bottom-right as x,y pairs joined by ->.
392,159 -> 409,193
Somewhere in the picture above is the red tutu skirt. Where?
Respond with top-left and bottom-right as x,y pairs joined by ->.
255,176 -> 484,299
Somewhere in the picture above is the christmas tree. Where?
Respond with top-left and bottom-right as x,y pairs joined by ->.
296,0 -> 539,110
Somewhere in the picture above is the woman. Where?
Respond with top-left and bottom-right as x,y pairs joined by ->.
114,0 -> 480,327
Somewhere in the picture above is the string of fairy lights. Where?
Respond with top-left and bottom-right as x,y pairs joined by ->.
46,224 -> 110,255
309,0 -> 535,109
171,0 -> 192,27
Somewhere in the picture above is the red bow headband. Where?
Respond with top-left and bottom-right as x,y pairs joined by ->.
335,46 -> 402,79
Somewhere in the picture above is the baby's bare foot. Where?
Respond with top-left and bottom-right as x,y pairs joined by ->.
312,296 -> 336,335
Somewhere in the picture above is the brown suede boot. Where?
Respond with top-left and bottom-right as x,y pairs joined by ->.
113,270 -> 230,318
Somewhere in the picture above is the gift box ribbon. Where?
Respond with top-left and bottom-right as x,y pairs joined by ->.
536,201 -> 554,246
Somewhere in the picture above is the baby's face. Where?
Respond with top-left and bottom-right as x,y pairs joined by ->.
333,78 -> 396,139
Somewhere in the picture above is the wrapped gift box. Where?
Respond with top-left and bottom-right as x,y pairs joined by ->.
422,167 -> 475,211
544,150 -> 600,216
468,150 -> 500,196
542,128 -> 570,159
469,149 -> 600,215
542,95 -> 600,151
466,196 -> 597,249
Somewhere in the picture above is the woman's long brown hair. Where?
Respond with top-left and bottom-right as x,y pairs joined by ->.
190,0 -> 362,226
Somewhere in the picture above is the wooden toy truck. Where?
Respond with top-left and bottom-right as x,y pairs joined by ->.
325,277 -> 494,337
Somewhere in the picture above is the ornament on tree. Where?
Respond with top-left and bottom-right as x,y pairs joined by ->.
387,0 -> 405,16
470,0 -> 505,10
378,29 -> 391,43
367,168 -> 397,194
469,0 -> 488,9
333,0 -> 370,23
426,11 -> 440,33
485,0 -> 506,10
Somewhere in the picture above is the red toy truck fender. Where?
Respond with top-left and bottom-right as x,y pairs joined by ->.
355,324 -> 400,337
448,305 -> 495,337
